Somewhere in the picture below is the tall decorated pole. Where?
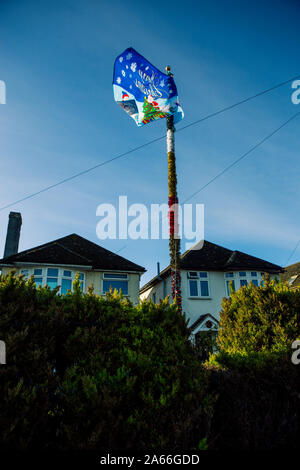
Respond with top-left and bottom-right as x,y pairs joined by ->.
113,48 -> 184,311
166,67 -> 182,312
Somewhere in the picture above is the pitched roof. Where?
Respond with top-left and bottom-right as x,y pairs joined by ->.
281,261 -> 300,288
140,240 -> 282,293
0,233 -> 145,272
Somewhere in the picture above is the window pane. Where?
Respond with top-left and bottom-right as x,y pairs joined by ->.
239,272 -> 246,277
104,273 -> 127,279
289,275 -> 297,285
251,280 -> 258,286
200,280 -> 209,296
226,280 -> 235,296
188,271 -> 198,278
79,273 -> 84,281
103,280 -> 128,295
240,280 -> 248,287
47,268 -> 58,277
63,270 -> 72,277
47,278 -> 58,290
34,277 -> 43,287
225,272 -> 234,278
61,278 -> 72,295
21,269 -> 29,279
199,272 -> 208,278
189,280 -> 198,297
251,271 -> 257,277
34,268 -> 42,276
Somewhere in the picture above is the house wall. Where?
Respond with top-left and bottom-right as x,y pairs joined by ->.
86,271 -> 141,303
1,266 -> 141,304
140,270 -> 225,325
140,270 -> 279,327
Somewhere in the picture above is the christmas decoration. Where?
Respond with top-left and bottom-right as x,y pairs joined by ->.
113,47 -> 184,127
167,110 -> 182,313
142,96 -> 168,124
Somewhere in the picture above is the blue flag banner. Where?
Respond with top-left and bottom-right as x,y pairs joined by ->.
113,47 -> 184,127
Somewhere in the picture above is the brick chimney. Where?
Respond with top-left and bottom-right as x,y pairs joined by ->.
4,212 -> 22,258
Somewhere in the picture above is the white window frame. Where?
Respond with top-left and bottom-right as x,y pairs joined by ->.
224,271 -> 264,296
188,271 -> 210,298
102,272 -> 129,296
19,267 -> 85,294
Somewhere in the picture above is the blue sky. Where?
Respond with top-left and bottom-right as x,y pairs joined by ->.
0,0 -> 299,284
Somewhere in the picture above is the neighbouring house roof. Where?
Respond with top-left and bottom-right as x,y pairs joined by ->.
140,240 -> 282,293
281,261 -> 300,288
0,233 -> 146,273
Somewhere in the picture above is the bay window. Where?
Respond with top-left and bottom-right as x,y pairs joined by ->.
19,267 -> 85,294
225,271 -> 264,295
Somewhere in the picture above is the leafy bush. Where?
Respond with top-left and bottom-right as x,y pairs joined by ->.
0,272 -> 210,451
205,277 -> 300,450
217,276 -> 300,355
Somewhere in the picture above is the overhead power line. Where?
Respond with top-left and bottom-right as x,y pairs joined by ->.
284,238 -> 300,267
177,73 -> 300,133
0,73 -> 299,212
182,110 -> 300,203
0,136 -> 165,212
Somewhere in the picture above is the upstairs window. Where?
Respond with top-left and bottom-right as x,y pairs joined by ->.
47,268 -> 59,290
20,269 -> 29,280
226,279 -> 236,296
289,275 -> 297,286
61,270 -> 72,295
224,271 -> 265,294
34,269 -> 43,288
187,272 -> 198,279
188,272 -> 210,298
103,273 -> 128,295
189,280 -> 198,297
18,267 -> 86,294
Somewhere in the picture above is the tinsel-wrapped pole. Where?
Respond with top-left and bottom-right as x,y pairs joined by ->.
166,65 -> 182,313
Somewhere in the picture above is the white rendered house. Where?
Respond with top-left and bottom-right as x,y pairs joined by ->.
140,240 -> 282,339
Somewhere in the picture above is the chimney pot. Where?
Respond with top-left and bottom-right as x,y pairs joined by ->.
4,212 -> 22,258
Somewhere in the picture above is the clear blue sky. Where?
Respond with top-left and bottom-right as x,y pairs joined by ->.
0,0 -> 299,284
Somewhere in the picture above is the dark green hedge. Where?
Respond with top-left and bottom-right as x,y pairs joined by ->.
206,352 -> 300,449
0,272 -> 209,451
0,272 -> 299,450
206,277 -> 300,449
